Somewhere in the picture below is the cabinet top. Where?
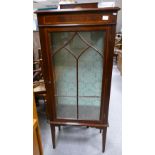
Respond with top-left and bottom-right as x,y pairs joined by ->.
35,7 -> 120,15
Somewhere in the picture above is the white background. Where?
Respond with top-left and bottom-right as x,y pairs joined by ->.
0,0 -> 155,155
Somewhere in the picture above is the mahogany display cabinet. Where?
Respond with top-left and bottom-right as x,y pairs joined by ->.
35,3 -> 120,153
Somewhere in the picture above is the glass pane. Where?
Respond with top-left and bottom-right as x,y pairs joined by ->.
78,31 -> 104,120
50,31 -> 104,120
79,31 -> 104,55
53,49 -> 76,96
56,97 -> 77,119
51,47 -> 77,119
66,32 -> 88,57
79,98 -> 101,120
78,49 -> 103,120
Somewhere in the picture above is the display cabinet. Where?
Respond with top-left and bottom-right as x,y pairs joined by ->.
35,3 -> 120,152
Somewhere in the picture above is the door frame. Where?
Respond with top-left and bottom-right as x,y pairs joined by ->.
39,25 -> 115,128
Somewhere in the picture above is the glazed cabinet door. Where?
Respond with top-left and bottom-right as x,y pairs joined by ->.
47,29 -> 107,121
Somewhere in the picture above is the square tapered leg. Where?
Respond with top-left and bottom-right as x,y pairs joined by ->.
50,125 -> 56,149
102,127 -> 107,152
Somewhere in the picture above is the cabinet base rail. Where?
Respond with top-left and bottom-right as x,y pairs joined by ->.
50,121 -> 108,128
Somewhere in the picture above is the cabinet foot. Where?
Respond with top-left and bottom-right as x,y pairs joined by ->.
102,127 -> 107,153
50,125 -> 56,149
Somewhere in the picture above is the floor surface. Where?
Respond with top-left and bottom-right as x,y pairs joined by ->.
38,65 -> 122,155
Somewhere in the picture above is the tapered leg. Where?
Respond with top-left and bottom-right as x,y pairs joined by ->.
50,125 -> 56,149
102,127 -> 107,153
100,129 -> 102,133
